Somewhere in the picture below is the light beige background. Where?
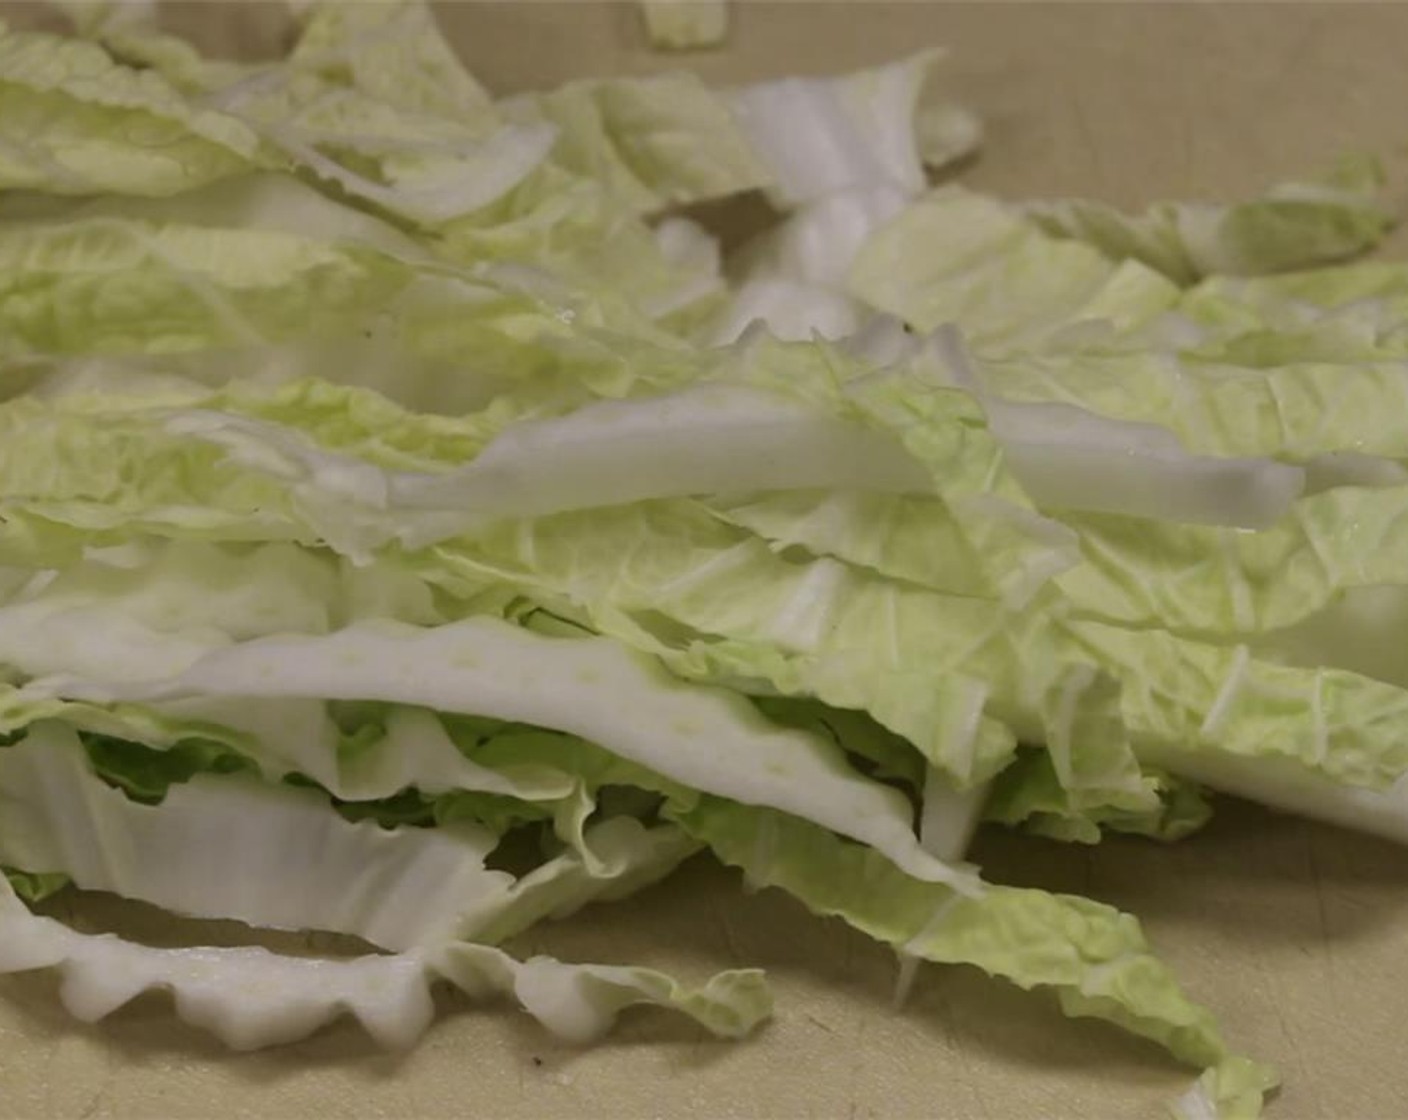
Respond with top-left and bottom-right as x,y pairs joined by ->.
3,4 -> 1408,1119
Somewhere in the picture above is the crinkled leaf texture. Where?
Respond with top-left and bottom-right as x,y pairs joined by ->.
30,615 -> 981,893
0,21 -> 267,195
0,723 -> 771,1050
672,798 -> 1273,1117
0,873 -> 770,1050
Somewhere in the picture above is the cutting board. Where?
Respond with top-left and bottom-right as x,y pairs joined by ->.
2,5 -> 1408,1118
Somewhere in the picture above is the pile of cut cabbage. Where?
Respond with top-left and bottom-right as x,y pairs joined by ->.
2,3 -> 1405,1116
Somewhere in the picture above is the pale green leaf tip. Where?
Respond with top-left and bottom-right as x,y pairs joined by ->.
1170,1057 -> 1281,1120
640,0 -> 728,51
